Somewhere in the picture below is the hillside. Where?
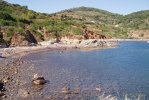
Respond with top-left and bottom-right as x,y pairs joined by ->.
122,10 -> 149,38
56,7 -> 123,24
0,0 -> 149,45
0,0 -> 51,41
123,10 -> 149,29
54,7 -> 126,38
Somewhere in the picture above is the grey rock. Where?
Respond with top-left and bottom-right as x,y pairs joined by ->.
32,74 -> 46,85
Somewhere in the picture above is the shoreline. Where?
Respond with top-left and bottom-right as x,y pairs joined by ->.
1,38 -> 149,58
0,39 -> 119,57
101,39 -> 149,42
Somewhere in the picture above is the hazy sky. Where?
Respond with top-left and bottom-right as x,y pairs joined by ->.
5,0 -> 149,15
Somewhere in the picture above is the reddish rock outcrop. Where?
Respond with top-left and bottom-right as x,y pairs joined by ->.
38,27 -> 52,41
10,30 -> 37,46
83,28 -> 106,39
43,27 -> 51,41
10,33 -> 28,46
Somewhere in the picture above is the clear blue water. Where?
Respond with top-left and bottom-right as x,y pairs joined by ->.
25,41 -> 149,99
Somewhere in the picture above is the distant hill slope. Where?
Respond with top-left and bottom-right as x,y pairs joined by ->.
56,7 -> 123,24
55,6 -> 149,38
0,0 -> 149,45
123,10 -> 149,29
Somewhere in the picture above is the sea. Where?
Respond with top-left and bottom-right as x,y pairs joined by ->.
23,41 -> 149,99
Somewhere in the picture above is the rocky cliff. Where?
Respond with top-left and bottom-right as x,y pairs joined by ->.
10,30 -> 37,46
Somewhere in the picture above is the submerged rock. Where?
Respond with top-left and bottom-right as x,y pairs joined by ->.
17,89 -> 30,98
3,76 -> 11,83
32,74 -> 46,85
73,87 -> 80,94
61,86 -> 70,94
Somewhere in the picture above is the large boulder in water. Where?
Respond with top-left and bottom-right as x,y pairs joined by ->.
10,30 -> 37,46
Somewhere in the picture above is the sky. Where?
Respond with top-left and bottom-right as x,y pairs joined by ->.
5,0 -> 149,15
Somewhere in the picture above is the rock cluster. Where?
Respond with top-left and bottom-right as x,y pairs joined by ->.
79,39 -> 116,48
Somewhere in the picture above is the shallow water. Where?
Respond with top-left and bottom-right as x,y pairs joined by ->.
24,41 -> 149,99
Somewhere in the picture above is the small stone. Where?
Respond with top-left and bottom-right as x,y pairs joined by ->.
95,85 -> 102,92
1,94 -> 7,98
64,95 -> 70,99
33,79 -> 46,85
73,87 -> 80,94
61,86 -> 70,94
0,90 -> 6,98
92,40 -> 97,43
3,77 -> 10,83
17,89 -> 30,98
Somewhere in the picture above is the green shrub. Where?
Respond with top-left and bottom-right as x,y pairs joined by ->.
0,11 -> 15,21
72,27 -> 82,35
6,27 -> 15,37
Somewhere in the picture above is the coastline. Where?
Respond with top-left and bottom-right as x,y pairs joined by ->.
1,38 -> 149,57
0,39 -> 119,57
0,38 -> 149,59
101,39 -> 149,42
